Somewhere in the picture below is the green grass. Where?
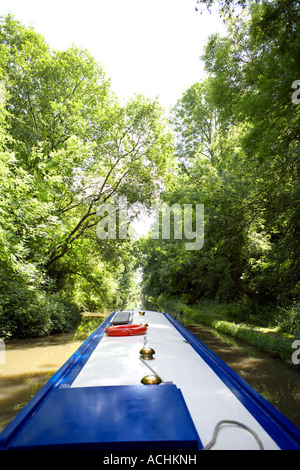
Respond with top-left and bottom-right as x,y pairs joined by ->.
150,296 -> 299,369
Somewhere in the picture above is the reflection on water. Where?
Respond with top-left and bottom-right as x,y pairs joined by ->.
0,333 -> 83,431
0,315 -> 299,434
186,324 -> 300,428
0,316 -> 105,432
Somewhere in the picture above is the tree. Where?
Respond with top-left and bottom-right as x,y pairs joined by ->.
1,14 -> 173,270
0,15 -> 174,337
141,0 -> 300,328
202,1 -> 300,304
195,0 -> 256,17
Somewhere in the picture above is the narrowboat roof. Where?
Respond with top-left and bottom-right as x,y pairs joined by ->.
0,309 -> 299,451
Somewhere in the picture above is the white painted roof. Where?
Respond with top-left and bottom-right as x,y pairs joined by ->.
71,310 -> 280,450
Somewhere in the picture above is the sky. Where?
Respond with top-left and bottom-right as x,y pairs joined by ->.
0,0 -> 226,110
0,0 -> 226,236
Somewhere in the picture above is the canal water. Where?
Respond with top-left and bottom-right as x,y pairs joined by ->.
0,315 -> 299,433
186,324 -> 300,429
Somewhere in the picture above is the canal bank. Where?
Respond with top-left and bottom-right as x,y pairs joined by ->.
0,312 -> 300,433
145,299 -> 300,368
186,323 -> 300,429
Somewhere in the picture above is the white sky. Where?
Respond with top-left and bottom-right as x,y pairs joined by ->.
0,0 -> 226,110
0,0 -> 226,236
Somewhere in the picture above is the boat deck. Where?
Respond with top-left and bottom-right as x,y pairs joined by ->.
72,309 -> 280,450
1,309 -> 299,450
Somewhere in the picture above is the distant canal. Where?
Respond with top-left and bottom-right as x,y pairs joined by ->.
0,314 -> 300,433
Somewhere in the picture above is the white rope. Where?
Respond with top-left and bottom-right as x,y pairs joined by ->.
202,420 -> 264,450
139,356 -> 165,384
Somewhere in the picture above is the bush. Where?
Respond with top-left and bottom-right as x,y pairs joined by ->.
0,286 -> 81,339
276,304 -> 300,337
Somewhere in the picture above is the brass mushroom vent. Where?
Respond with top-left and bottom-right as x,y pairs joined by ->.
141,375 -> 162,385
140,347 -> 155,360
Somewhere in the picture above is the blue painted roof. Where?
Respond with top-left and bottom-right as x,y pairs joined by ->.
4,384 -> 201,450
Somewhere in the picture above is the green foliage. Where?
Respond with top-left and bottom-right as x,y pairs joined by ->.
1,5 -> 299,341
0,14 -> 173,338
0,282 -> 81,339
154,296 -> 297,367
140,0 -> 300,337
